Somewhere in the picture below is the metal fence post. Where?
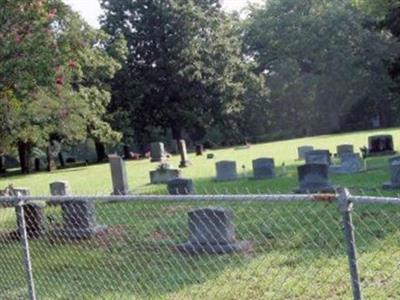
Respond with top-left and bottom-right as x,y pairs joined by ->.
338,188 -> 363,300
16,199 -> 37,300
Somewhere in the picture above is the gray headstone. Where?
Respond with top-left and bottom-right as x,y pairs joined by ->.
215,161 -> 237,181
50,181 -> 104,239
178,140 -> 190,168
294,164 -> 334,193
336,144 -> 354,157
305,150 -> 331,165
108,155 -> 130,195
167,178 -> 194,195
150,142 -> 166,162
150,168 -> 181,184
298,146 -> 314,160
14,188 -> 46,239
330,153 -> 363,174
368,135 -> 395,155
177,207 -> 251,254
252,158 -> 275,179
383,156 -> 400,189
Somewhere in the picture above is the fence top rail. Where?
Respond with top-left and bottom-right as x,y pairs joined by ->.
0,193 -> 338,204
349,195 -> 400,205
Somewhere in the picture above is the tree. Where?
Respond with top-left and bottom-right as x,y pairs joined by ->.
100,0 -> 264,149
243,0 -> 399,135
0,1 -> 125,173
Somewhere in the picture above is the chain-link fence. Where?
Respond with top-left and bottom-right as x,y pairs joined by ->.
0,189 -> 399,300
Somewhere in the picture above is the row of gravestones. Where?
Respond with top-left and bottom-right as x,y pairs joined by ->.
7,182 -> 101,241
11,184 -> 248,255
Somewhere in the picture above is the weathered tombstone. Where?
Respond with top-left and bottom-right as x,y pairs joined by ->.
330,153 -> 363,174
150,142 -> 167,162
294,164 -> 335,193
207,153 -> 215,159
383,156 -> 400,189
252,158 -> 275,179
14,188 -> 46,239
49,181 -> 103,239
305,150 -> 331,165
177,207 -> 251,254
336,144 -> 354,157
297,146 -> 314,160
215,161 -> 237,181
167,178 -> 194,195
368,135 -> 396,156
196,144 -> 204,156
150,164 -> 181,184
178,140 -> 190,168
108,155 -> 131,195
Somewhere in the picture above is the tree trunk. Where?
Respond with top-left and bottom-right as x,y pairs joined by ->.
95,139 -> 107,162
58,152 -> 65,168
18,141 -> 32,174
0,155 -> 5,174
47,147 -> 57,172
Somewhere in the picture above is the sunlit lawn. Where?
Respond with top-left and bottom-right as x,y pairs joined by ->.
0,128 -> 400,299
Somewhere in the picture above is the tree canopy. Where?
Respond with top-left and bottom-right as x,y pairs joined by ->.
100,0 -> 264,146
243,0 -> 400,136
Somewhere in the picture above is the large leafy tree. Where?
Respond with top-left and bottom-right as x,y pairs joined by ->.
100,0 -> 263,148
0,1 -> 125,173
243,0 -> 399,136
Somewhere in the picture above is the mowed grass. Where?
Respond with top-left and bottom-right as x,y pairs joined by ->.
0,128 -> 400,299
0,127 -> 400,195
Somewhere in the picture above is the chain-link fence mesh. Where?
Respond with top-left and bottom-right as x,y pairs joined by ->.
0,191 -> 399,299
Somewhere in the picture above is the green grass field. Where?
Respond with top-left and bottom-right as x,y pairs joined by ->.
0,128 -> 400,299
0,127 -> 400,196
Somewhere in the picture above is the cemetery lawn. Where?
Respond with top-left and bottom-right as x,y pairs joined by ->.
1,127 -> 400,299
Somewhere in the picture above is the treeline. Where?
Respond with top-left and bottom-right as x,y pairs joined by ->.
0,0 -> 399,172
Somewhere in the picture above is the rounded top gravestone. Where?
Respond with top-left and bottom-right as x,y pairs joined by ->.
167,178 -> 194,195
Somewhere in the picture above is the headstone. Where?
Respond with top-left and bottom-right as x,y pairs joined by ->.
215,161 -> 237,181
252,158 -> 275,179
49,181 -> 104,239
177,207 -> 251,254
167,178 -> 194,195
14,188 -> 46,239
150,142 -> 166,162
368,135 -> 396,156
305,150 -> 331,165
294,164 -> 335,193
150,167 -> 181,184
297,146 -> 314,160
178,140 -> 190,168
329,153 -> 363,174
207,153 -> 215,159
196,144 -> 204,156
108,155 -> 131,195
336,144 -> 354,158
383,156 -> 400,189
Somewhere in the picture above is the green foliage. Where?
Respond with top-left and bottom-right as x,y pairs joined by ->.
243,0 -> 400,135
0,0 -> 125,159
100,0 -> 264,143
